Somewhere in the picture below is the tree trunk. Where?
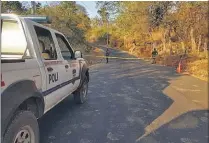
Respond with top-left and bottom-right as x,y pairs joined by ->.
197,35 -> 202,54
181,41 -> 185,54
204,38 -> 208,58
31,1 -> 36,15
124,36 -> 126,50
169,39 -> 172,55
162,32 -> 166,52
190,28 -> 196,53
130,43 -> 136,54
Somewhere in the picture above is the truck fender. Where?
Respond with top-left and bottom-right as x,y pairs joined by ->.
1,80 -> 44,138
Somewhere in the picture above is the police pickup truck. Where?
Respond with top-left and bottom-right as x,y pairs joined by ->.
1,14 -> 89,143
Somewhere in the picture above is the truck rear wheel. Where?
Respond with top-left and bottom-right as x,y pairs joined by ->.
74,77 -> 89,104
3,111 -> 39,143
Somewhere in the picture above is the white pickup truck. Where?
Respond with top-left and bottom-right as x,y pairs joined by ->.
1,14 -> 89,143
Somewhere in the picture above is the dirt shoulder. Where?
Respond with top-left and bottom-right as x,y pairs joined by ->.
83,47 -> 105,66
157,56 -> 208,82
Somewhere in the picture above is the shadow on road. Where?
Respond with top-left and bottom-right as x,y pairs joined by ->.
38,96 -> 79,142
38,47 -> 208,143
139,109 -> 208,143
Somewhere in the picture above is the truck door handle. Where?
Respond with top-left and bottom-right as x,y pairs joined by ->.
47,67 -> 53,72
65,65 -> 69,69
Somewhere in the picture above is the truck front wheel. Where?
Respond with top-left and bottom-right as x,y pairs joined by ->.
74,77 -> 89,104
3,111 -> 39,143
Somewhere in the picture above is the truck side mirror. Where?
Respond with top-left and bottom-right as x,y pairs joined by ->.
75,51 -> 82,58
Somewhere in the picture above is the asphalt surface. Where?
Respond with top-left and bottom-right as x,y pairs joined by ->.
39,48 -> 208,143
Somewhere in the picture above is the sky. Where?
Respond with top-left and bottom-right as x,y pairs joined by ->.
34,1 -> 99,19
76,1 -> 99,18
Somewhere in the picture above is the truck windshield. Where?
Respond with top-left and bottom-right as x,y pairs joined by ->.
1,19 -> 27,59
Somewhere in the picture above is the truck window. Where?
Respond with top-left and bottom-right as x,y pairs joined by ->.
1,20 -> 27,59
34,26 -> 57,60
55,33 -> 74,60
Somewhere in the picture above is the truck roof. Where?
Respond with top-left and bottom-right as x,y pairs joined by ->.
1,14 -> 63,35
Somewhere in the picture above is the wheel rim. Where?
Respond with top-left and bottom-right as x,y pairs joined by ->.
14,125 -> 35,143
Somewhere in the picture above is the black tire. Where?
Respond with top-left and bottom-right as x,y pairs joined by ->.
74,77 -> 89,104
3,111 -> 39,143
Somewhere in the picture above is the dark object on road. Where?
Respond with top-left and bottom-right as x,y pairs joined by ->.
152,48 -> 158,64
106,48 -> 110,63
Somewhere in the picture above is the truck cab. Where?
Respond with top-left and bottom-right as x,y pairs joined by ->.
1,14 -> 89,143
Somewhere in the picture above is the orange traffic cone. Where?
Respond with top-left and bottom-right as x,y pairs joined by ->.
176,61 -> 182,73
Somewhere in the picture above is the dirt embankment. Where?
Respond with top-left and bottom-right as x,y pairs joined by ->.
83,47 -> 105,66
154,55 -> 208,82
186,59 -> 208,81
71,41 -> 105,66
127,47 -> 208,82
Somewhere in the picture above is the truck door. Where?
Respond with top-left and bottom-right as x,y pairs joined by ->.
55,33 -> 80,91
33,25 -> 68,112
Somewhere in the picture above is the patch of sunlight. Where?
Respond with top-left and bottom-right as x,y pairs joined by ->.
136,83 -> 207,142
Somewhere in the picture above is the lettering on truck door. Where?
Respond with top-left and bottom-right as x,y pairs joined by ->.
33,25 -> 68,112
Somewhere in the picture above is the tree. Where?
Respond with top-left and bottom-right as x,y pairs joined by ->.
1,1 -> 24,13
36,2 -> 42,10
163,2 -> 208,53
76,4 -> 88,15
89,1 -> 208,58
37,1 -> 91,50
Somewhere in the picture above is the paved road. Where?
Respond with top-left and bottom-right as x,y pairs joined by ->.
39,48 -> 208,143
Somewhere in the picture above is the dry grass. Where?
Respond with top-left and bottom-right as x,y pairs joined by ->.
186,59 -> 208,81
157,55 -> 208,82
132,49 -> 208,82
